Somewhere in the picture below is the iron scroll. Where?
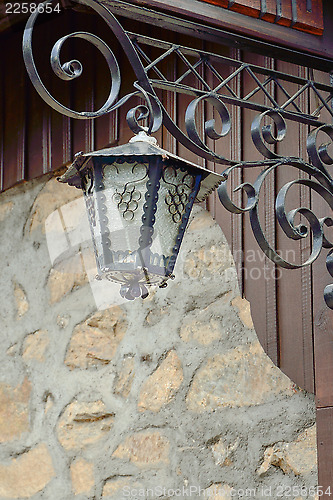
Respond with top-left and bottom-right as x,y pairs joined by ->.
22,0 -> 333,308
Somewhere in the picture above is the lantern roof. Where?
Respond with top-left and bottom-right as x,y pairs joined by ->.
58,133 -> 225,202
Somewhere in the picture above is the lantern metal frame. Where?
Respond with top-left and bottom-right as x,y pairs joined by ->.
57,133 -> 223,298
22,0 -> 333,307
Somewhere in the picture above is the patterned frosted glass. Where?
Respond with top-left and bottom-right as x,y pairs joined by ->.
152,166 -> 195,258
102,161 -> 148,254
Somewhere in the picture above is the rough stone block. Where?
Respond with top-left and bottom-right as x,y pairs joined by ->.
102,477 -> 143,497
13,282 -> 29,319
204,483 -> 233,499
183,244 -> 234,281
0,444 -> 54,498
232,296 -> 254,330
211,437 -> 239,466
0,378 -> 31,443
57,400 -> 115,451
186,342 -> 294,411
113,431 -> 169,467
70,458 -> 94,495
65,305 -> 127,369
47,262 -> 88,304
22,330 -> 49,362
0,201 -> 13,222
258,425 -> 317,476
113,356 -> 135,398
26,177 -> 81,234
138,350 -> 183,412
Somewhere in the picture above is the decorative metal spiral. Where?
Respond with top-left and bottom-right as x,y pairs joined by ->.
23,1 -> 122,118
218,158 -> 333,274
22,2 -> 333,308
251,110 -> 287,159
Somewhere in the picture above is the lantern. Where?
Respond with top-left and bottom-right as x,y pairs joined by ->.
58,132 -> 223,300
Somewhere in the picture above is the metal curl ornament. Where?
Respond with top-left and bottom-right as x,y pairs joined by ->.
23,2 -> 121,118
185,94 -> 232,164
307,124 -> 333,179
324,250 -> 333,309
126,85 -> 163,135
250,162 -> 333,269
217,162 -> 269,215
251,110 -> 287,159
220,160 -> 333,272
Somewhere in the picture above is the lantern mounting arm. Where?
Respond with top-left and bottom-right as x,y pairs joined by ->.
22,0 -> 333,308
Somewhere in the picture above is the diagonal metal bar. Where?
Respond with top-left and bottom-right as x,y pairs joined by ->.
174,49 -> 211,91
132,42 -> 170,81
204,60 -> 240,98
280,83 -> 311,110
142,45 -> 178,74
209,64 -> 247,94
272,77 -> 304,114
309,82 -> 333,118
243,75 -> 274,101
149,79 -> 323,126
245,66 -> 280,108
129,32 -> 333,94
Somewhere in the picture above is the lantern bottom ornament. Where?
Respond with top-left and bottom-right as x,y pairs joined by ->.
58,132 -> 223,300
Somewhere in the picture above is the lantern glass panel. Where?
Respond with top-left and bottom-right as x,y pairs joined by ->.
82,156 -> 199,291
154,164 -> 196,269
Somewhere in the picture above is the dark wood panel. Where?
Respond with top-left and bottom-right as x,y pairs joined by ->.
272,60 -> 314,392
213,47 -> 244,292
48,13 -> 73,168
71,14 -> 95,156
0,37 -> 3,191
240,53 -> 279,366
3,29 -> 26,190
317,407 -> 333,495
25,17 -> 51,178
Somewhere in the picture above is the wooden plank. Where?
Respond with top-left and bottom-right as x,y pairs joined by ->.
316,407 -> 333,495
94,10 -> 120,150
260,0 -> 277,23
240,52 -> 278,364
25,14 -> 53,178
71,12 -> 95,156
3,30 -> 26,189
311,68 -> 333,407
49,11 -> 73,169
206,41 -> 234,239
275,0 -> 292,27
262,56 -> 279,367
292,0 -> 323,36
229,0 -> 261,18
274,60 -> 314,391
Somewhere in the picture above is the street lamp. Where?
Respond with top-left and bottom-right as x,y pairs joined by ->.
58,131 -> 223,300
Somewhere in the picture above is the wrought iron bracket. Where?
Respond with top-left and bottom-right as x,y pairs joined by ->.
22,0 -> 333,308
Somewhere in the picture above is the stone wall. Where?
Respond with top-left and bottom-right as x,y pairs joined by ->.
0,173 -> 317,499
